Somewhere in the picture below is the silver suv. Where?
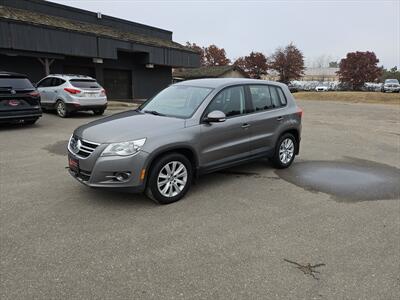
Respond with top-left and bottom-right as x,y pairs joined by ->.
382,79 -> 400,93
37,74 -> 107,117
68,79 -> 302,204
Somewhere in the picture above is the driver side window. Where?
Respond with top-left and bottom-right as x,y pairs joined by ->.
206,86 -> 245,118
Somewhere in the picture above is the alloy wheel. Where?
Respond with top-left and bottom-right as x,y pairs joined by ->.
279,138 -> 294,164
157,161 -> 188,198
56,101 -> 66,117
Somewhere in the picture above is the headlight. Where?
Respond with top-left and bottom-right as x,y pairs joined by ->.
101,138 -> 146,157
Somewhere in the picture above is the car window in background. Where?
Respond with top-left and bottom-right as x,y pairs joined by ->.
0,77 -> 34,90
249,85 -> 273,111
70,79 -> 100,89
206,85 -> 245,118
37,78 -> 53,88
385,79 -> 399,84
140,85 -> 212,118
52,78 -> 65,86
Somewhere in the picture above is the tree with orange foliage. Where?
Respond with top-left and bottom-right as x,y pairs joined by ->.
234,52 -> 268,79
270,43 -> 305,84
337,51 -> 383,90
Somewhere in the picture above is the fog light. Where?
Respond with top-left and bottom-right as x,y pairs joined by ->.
115,172 -> 131,181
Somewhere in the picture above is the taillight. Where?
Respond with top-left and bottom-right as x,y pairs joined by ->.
100,89 -> 106,96
28,91 -> 40,97
297,107 -> 303,118
64,88 -> 81,95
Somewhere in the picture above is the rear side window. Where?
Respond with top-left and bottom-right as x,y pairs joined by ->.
270,86 -> 287,107
0,77 -> 34,90
249,85 -> 273,111
70,79 -> 100,89
276,87 -> 287,105
249,85 -> 287,112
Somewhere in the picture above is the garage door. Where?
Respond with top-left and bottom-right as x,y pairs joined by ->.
103,69 -> 132,101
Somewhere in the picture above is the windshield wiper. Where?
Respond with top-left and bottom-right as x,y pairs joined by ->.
143,110 -> 166,116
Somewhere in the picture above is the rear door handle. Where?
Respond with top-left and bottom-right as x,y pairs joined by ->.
277,116 -> 283,121
241,123 -> 250,129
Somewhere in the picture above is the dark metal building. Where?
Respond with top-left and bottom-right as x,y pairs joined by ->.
0,0 -> 199,100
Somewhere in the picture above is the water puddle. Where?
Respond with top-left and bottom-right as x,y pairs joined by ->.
276,158 -> 400,202
43,140 -> 68,156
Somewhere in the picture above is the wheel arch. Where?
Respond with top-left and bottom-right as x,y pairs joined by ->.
278,128 -> 300,155
144,145 -> 199,185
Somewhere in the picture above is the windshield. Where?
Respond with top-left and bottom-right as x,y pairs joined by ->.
140,85 -> 213,118
385,79 -> 399,84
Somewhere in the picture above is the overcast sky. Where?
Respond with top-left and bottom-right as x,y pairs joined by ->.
50,0 -> 399,68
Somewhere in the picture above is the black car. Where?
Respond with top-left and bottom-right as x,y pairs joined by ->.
0,71 -> 42,124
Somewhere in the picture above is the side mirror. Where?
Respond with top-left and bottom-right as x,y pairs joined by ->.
205,110 -> 226,123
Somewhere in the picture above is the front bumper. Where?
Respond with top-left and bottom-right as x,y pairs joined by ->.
68,147 -> 149,192
383,87 -> 400,92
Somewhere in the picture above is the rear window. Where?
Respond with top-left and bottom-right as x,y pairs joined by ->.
69,79 -> 100,89
0,77 -> 34,90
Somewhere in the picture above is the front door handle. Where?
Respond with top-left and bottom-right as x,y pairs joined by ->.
241,123 -> 250,129
277,116 -> 283,121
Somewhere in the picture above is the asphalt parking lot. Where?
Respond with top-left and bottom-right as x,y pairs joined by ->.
1,100 -> 399,299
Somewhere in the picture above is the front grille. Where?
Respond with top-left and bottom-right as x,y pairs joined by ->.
69,136 -> 99,158
78,139 -> 99,158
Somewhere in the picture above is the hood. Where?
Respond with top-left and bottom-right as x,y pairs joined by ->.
74,110 -> 186,143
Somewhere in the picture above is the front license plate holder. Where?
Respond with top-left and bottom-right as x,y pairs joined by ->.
68,156 -> 79,173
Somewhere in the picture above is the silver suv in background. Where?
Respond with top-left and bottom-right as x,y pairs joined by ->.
37,74 -> 107,117
381,79 -> 400,93
67,79 -> 302,204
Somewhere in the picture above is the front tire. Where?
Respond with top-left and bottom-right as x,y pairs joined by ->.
55,100 -> 69,118
145,153 -> 192,204
272,133 -> 297,169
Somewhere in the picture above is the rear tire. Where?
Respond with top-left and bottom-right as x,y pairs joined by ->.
272,133 -> 297,169
93,109 -> 105,116
145,153 -> 192,204
55,100 -> 69,118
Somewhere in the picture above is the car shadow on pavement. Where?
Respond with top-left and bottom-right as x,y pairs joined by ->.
194,159 -> 276,187
43,111 -> 101,119
79,187 -> 156,208
0,122 -> 41,131
73,160 -> 274,208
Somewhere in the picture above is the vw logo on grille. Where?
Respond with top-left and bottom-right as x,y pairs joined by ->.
10,89 -> 16,95
70,137 -> 81,154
